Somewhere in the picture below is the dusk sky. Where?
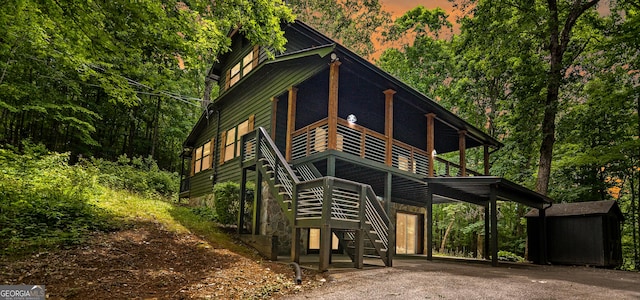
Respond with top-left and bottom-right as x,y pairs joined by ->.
380,0 -> 455,17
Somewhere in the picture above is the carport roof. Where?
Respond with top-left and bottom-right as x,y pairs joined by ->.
427,177 -> 553,209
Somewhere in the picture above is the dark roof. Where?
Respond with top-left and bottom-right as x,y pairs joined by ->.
427,176 -> 552,209
525,200 -> 624,220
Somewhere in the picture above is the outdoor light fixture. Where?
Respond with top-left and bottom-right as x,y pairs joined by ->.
347,114 -> 357,124
330,52 -> 339,62
431,149 -> 437,157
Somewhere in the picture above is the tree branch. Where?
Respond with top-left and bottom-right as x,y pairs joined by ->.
559,0 -> 599,53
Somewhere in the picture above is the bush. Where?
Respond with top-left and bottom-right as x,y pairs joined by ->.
0,146 -> 116,256
85,155 -> 179,197
498,250 -> 525,262
212,181 -> 254,225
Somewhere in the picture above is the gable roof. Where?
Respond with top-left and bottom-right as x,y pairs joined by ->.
525,200 -> 624,220
183,43 -> 335,146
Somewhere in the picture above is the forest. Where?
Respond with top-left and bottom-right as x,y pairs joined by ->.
0,0 -> 639,270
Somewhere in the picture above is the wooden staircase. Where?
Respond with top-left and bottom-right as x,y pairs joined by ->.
241,127 -> 392,270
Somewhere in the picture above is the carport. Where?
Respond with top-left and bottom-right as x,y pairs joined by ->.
426,177 -> 553,266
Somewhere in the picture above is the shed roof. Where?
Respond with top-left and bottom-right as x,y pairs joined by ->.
525,200 -> 624,220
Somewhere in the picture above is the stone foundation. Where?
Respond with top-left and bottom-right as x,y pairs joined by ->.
260,181 -> 293,255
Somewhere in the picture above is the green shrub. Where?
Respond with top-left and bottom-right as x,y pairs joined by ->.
213,181 -> 241,225
212,181 -> 254,225
85,155 -> 178,197
0,146 -> 117,256
498,250 -> 525,262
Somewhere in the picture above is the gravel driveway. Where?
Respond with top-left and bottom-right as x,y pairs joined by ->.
284,256 -> 640,299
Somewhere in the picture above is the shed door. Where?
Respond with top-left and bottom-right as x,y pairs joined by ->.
396,212 -> 418,255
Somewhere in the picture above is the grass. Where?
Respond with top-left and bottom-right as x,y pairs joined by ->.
91,187 -> 251,254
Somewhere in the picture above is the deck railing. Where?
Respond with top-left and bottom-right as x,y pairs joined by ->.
290,117 -> 482,177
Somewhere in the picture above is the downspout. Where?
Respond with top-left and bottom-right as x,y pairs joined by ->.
290,262 -> 302,285
212,107 -> 221,185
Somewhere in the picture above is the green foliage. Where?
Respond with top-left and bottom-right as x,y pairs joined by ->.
0,0 -> 294,171
498,250 -> 525,262
288,0 -> 390,58
213,181 -> 241,225
86,155 -> 179,197
0,145 -> 117,256
212,181 -> 255,225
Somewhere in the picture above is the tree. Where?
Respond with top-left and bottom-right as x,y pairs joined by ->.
288,0 -> 390,58
0,0 -> 294,170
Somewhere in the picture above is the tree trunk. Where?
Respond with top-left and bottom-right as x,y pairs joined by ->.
440,218 -> 455,253
535,0 -> 600,195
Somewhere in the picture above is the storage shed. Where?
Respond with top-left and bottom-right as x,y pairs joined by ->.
526,200 -> 624,267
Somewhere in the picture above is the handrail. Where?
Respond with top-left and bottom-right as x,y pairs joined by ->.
290,118 -> 484,177
256,127 -> 300,184
434,156 -> 483,176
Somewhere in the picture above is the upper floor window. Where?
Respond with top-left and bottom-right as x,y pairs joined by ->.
221,115 -> 254,162
192,139 -> 214,175
226,46 -> 259,89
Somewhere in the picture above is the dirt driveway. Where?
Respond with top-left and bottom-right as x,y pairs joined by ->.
285,256 -> 640,299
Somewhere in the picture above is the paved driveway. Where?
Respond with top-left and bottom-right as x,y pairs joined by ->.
285,256 -> 640,299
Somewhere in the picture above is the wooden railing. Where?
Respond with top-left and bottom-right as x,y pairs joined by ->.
290,117 -> 483,177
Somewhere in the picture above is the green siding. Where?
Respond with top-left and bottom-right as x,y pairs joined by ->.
188,56 -> 329,198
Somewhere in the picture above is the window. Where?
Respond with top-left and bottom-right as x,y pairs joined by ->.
226,46 -> 259,89
192,139 -> 214,175
242,51 -> 253,75
221,115 -> 254,162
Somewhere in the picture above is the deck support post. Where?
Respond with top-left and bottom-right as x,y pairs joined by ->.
354,229 -> 364,269
384,172 -> 394,267
286,87 -> 298,161
458,130 -> 467,177
252,168 -> 263,235
426,113 -> 436,177
490,184 -> 498,267
319,224 -> 332,271
328,61 -> 341,150
292,227 -> 301,264
483,202 -> 490,260
384,89 -> 395,166
484,144 -> 490,175
426,186 -> 433,260
238,168 -> 247,234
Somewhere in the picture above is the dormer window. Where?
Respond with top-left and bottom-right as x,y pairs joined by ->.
226,46 -> 259,89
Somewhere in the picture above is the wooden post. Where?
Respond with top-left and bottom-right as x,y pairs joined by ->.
328,61 -> 341,150
483,202 -> 490,260
320,178 -> 334,271
252,168 -> 263,235
384,172 -> 394,267
384,89 -> 396,166
355,186 -> 367,269
270,97 -> 278,140
484,144 -> 490,175
426,185 -> 433,260
286,87 -> 298,161
426,113 -> 436,177
458,130 -> 467,177
292,227 -> 301,264
490,184 -> 498,267
238,168 -> 247,234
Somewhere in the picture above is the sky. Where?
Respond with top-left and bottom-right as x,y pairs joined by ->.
380,0 -> 455,17
372,1 -> 459,59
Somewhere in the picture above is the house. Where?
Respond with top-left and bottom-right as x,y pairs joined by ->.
526,200 -> 624,267
179,21 -> 552,270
